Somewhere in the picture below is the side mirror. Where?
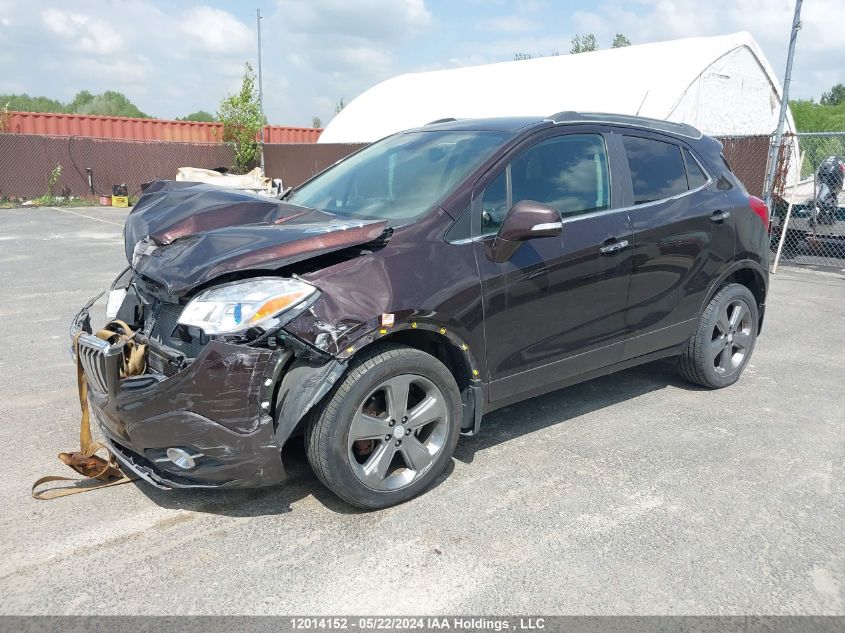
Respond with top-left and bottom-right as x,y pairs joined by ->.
487,200 -> 562,263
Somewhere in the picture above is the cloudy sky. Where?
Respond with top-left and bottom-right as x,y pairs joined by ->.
1,0 -> 842,127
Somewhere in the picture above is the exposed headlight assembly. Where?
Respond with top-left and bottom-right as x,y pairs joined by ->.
178,277 -> 317,335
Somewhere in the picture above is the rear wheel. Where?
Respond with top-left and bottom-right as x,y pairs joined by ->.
305,344 -> 461,509
679,283 -> 758,389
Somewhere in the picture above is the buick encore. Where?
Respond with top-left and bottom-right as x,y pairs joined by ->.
71,112 -> 770,508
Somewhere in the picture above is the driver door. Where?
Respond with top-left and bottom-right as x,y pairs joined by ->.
473,129 -> 633,403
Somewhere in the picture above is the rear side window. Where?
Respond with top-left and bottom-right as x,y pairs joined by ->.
683,148 -> 709,189
623,136 -> 688,204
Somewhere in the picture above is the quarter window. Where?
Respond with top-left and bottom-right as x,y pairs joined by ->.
683,148 -> 709,189
623,136 -> 688,204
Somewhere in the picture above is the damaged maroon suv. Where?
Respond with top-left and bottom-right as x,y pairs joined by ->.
71,112 -> 770,509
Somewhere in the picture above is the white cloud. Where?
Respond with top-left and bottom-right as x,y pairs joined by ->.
41,8 -> 123,54
259,0 -> 435,124
478,16 -> 540,34
2,0 -> 841,128
180,6 -> 253,56
280,0 -> 432,40
2,2 -> 259,120
74,57 -> 154,85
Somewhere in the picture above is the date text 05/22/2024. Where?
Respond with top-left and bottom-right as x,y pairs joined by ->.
289,617 -> 547,631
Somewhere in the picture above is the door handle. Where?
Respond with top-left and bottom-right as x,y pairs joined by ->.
599,239 -> 629,255
710,210 -> 731,223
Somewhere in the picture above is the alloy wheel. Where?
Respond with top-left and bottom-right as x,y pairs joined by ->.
347,374 -> 449,491
710,298 -> 753,377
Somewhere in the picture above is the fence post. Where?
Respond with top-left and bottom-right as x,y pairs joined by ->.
256,8 -> 265,173
762,0 -> 802,212
771,150 -> 804,274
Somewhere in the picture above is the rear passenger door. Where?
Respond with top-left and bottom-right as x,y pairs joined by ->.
618,131 -> 735,359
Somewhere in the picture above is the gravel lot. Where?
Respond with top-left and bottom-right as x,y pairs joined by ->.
1,206 -> 843,615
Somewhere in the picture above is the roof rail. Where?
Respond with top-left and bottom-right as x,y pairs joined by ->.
426,117 -> 458,125
545,111 -> 702,139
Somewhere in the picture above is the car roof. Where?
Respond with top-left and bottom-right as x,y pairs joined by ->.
409,112 -> 703,140
407,117 -> 542,134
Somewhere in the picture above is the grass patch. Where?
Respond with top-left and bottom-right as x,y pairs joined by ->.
0,195 -> 102,209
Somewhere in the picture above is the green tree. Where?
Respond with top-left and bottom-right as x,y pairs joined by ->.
0,90 -> 150,117
312,116 -> 322,128
570,33 -> 598,54
218,63 -> 265,173
611,33 -> 631,48
820,83 -> 845,106
74,91 -> 149,117
178,110 -> 216,122
789,97 -> 845,176
67,90 -> 95,113
0,93 -> 67,113
335,98 -> 346,114
513,52 -> 534,61
790,99 -> 845,132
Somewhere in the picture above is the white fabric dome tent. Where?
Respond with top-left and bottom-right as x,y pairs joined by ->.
319,31 -> 794,144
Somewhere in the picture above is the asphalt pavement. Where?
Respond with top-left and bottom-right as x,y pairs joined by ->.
0,206 -> 842,615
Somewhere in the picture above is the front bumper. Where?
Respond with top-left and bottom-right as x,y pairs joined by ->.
70,305 -> 288,489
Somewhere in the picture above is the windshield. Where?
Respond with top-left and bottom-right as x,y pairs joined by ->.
287,130 -> 509,221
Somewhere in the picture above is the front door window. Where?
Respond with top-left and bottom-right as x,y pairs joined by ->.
480,134 -> 610,236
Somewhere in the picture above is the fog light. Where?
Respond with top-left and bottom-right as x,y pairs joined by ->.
166,447 -> 196,470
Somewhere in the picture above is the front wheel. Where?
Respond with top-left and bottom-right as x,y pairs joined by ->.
305,344 -> 461,509
679,283 -> 758,389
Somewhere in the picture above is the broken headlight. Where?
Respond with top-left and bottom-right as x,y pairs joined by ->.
178,277 -> 317,335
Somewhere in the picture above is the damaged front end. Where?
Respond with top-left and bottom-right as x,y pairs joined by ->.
66,182 -> 389,489
71,275 -> 348,489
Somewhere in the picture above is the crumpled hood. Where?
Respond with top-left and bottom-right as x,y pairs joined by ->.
125,181 -> 387,296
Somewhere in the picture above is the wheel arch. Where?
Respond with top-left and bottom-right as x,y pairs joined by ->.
375,329 -> 474,389
702,261 -> 768,333
347,324 -> 484,434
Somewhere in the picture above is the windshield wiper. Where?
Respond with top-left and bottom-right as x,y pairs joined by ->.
278,186 -> 294,200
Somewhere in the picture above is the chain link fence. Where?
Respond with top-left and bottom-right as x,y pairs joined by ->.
770,132 -> 845,269
0,133 -> 364,202
0,133 -> 235,201
3,130 -> 843,271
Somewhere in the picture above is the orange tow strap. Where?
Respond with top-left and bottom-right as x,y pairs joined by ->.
31,320 -> 146,500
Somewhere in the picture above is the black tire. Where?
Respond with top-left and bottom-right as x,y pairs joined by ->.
679,283 -> 759,389
305,343 -> 461,510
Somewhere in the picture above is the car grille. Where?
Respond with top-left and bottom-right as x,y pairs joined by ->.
76,334 -> 115,394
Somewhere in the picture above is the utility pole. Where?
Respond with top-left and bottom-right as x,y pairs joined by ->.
256,7 -> 265,171
763,0 -> 802,213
